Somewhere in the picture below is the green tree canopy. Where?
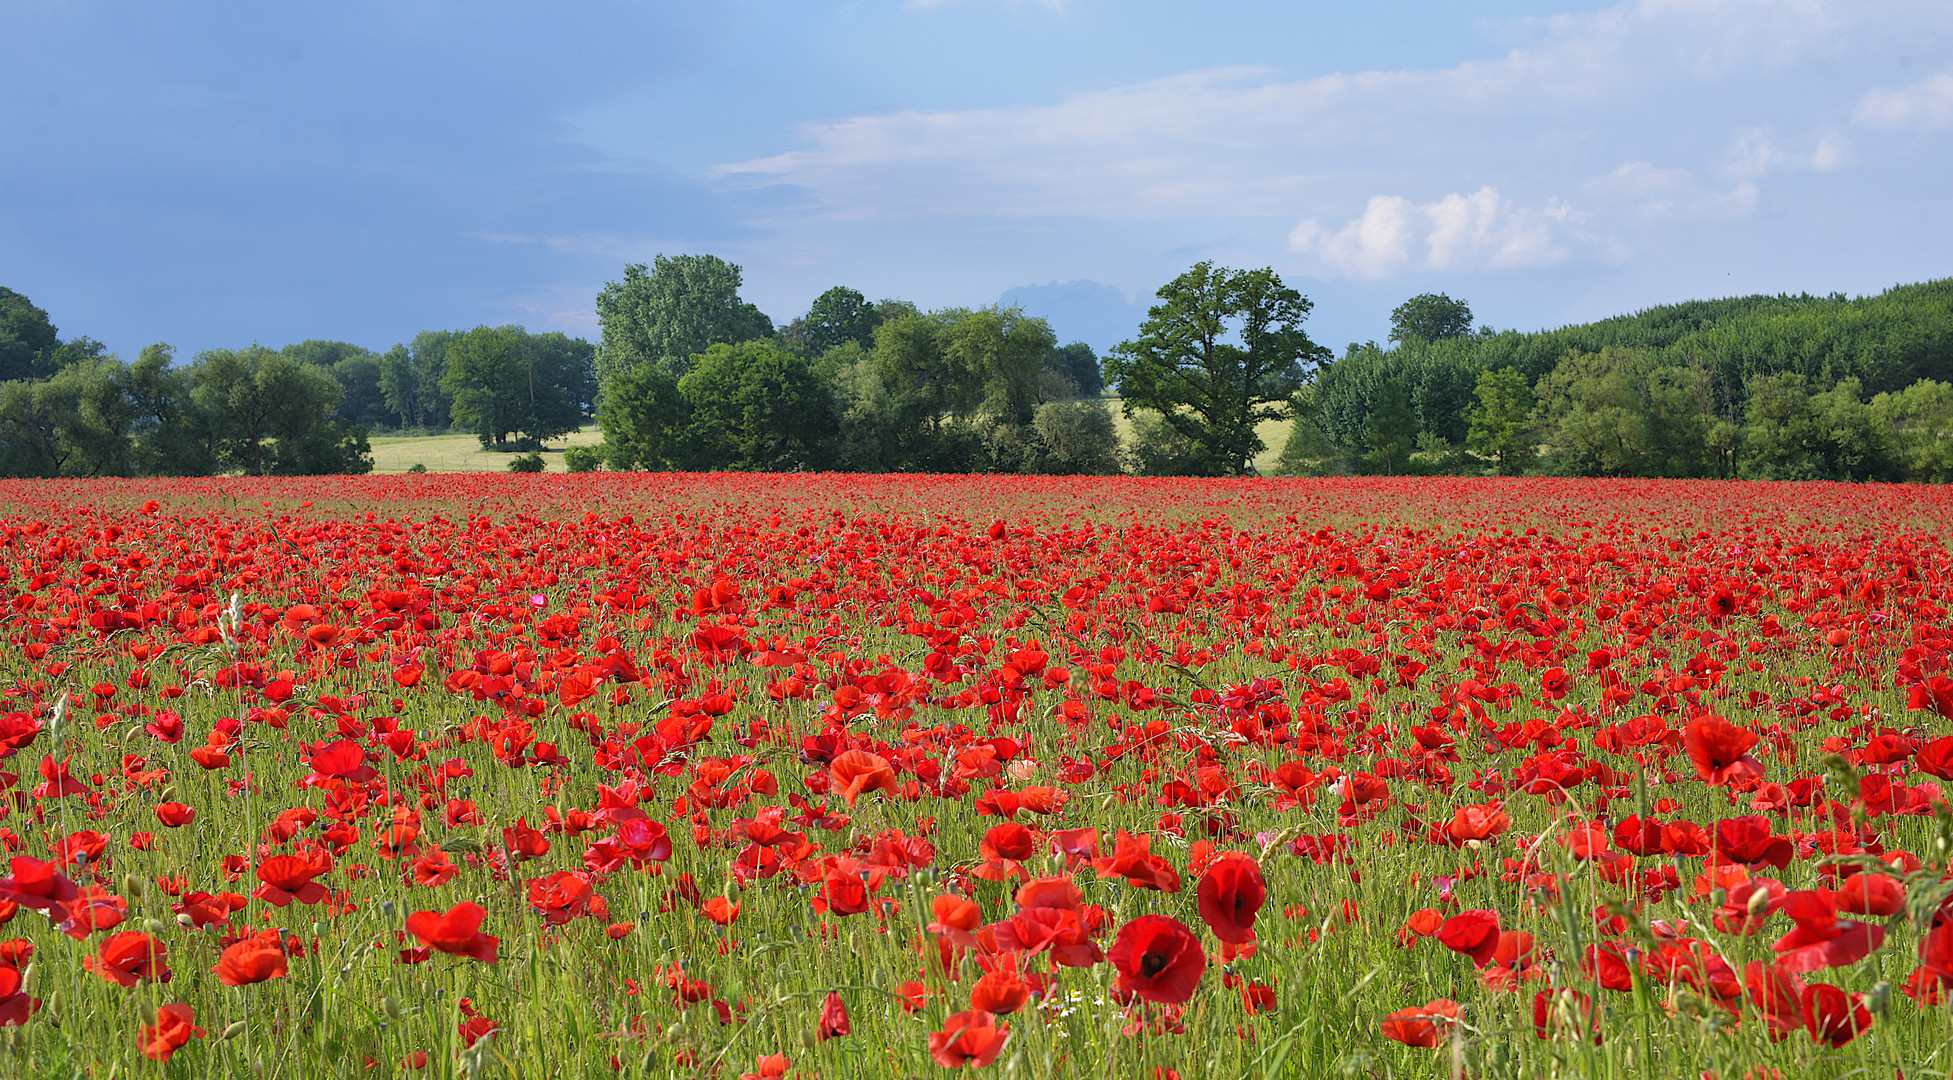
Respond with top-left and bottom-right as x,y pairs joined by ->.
0,355 -> 135,478
378,331 -> 457,430
1389,293 -> 1474,346
188,345 -> 369,475
1050,341 -> 1103,396
441,326 -> 592,448
796,286 -> 884,356
676,341 -> 834,471
0,287 -> 64,382
1465,367 -> 1536,475
593,254 -> 774,393
1107,262 -> 1329,475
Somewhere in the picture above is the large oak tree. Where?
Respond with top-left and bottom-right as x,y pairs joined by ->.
1107,263 -> 1329,475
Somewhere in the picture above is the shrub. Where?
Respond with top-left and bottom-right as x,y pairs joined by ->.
562,445 -> 604,473
506,451 -> 546,473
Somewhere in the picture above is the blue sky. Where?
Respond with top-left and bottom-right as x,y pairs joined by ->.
4,0 -> 1949,359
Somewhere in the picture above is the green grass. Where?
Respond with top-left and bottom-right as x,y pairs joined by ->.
1100,397 -> 1294,475
367,427 -> 605,474
366,407 -> 1295,476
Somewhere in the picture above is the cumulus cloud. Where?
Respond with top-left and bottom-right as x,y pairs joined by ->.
1855,70 -> 1953,132
1289,188 -> 1577,279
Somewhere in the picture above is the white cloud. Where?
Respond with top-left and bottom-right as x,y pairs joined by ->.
1855,70 -> 1953,132
1811,133 -> 1852,171
1290,188 -> 1577,279
1585,161 -> 1759,220
692,0 -> 1952,290
1723,127 -> 1855,177
718,0 -> 1944,227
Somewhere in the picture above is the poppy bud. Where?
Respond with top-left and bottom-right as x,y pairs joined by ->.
1746,888 -> 1771,918
221,1021 -> 247,1041
382,996 -> 404,1021
1866,981 -> 1890,1016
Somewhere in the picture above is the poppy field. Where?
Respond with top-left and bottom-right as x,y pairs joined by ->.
3,472 -> 1953,1079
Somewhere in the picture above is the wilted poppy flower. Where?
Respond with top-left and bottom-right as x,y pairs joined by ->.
927,1010 -> 1009,1068
1380,998 -> 1460,1048
1195,852 -> 1266,944
1108,914 -> 1206,1004
403,902 -> 499,963
818,990 -> 850,1040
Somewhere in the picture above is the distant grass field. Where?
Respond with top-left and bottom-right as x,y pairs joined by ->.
368,407 -> 1295,474
1103,397 -> 1294,475
367,426 -> 604,473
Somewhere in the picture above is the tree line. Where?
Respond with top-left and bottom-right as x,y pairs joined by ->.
0,286 -> 595,477
8,263 -> 1953,481
1294,281 -> 1953,481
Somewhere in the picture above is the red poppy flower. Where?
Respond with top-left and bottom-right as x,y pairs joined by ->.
1380,998 -> 1460,1048
1093,830 -> 1182,892
1683,715 -> 1762,785
1771,891 -> 1885,972
1531,988 -> 1597,1042
1713,817 -> 1794,870
1108,914 -> 1206,1004
1801,982 -> 1871,1048
828,750 -> 896,809
927,1010 -> 1009,1068
403,902 -> 499,963
818,990 -> 850,1040
139,1003 -> 205,1062
979,822 -> 1036,862
1744,961 -> 1806,1040
969,957 -> 1031,1014
703,897 -> 741,926
1834,873 -> 1906,917
1908,675 -> 1953,720
1437,910 -> 1502,968
253,854 -> 330,907
1446,804 -> 1511,845
84,931 -> 171,987
1916,735 -> 1953,780
1195,852 -> 1266,944
214,930 -> 289,986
